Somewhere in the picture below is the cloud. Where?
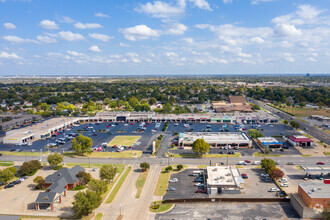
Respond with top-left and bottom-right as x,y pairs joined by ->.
306,57 -> 316,62
250,37 -> 264,44
182,37 -> 194,44
165,23 -> 187,35
251,0 -> 277,5
273,23 -> 301,37
222,0 -> 232,4
60,16 -> 75,23
74,22 -> 102,29
119,42 -> 129,47
0,51 -> 21,59
120,24 -> 160,41
95,12 -> 109,18
189,0 -> 212,11
39,20 -> 59,29
89,45 -> 101,52
296,4 -> 323,20
89,33 -> 113,42
67,50 -> 85,57
3,35 -> 37,43
3,22 -> 16,29
283,53 -> 295,62
58,31 -> 85,41
136,0 -> 186,18
37,35 -> 57,43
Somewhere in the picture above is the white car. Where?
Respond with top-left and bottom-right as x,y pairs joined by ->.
279,178 -> 287,182
269,188 -> 280,192
124,124 -> 128,126
169,178 -> 178,183
174,123 -> 179,126
195,183 -> 204,187
280,183 -> 289,187
27,142 -> 32,146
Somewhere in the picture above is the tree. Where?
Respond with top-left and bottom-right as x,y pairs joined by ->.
192,139 -> 210,155
165,166 -> 173,172
140,162 -> 150,171
290,121 -> 300,129
87,179 -> 108,195
128,97 -> 140,108
77,171 -> 92,185
47,152 -> 63,167
72,134 -> 93,155
39,103 -> 50,111
252,104 -> 261,110
247,129 -> 264,139
19,160 -> 41,175
283,120 -> 288,125
148,97 -> 157,105
269,168 -> 284,180
72,190 -> 102,218
177,164 -> 183,171
299,102 -> 306,108
193,107 -> 199,113
261,158 -> 276,174
0,168 -> 15,184
33,176 -> 45,189
99,165 -> 118,183
163,103 -> 172,113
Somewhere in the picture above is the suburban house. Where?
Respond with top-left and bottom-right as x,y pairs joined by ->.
288,135 -> 313,147
35,165 -> 85,211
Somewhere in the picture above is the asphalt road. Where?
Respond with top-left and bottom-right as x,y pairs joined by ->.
249,98 -> 330,145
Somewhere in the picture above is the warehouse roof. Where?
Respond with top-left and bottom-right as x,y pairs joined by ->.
299,183 -> 330,199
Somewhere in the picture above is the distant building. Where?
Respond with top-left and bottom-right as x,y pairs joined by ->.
310,115 -> 330,123
212,96 -> 252,113
257,137 -> 283,148
206,166 -> 244,195
288,135 -> 313,147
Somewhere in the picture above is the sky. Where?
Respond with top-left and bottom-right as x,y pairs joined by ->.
0,0 -> 330,75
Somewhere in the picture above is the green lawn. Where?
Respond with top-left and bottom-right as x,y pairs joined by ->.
169,152 -> 241,158
135,170 -> 149,198
0,161 -> 15,166
0,151 -> 50,156
269,105 -> 330,117
106,166 -> 132,203
324,152 -> 330,156
300,154 -> 312,157
95,213 -> 103,220
107,135 -> 141,146
252,152 -> 283,157
150,201 -> 174,213
63,150 -> 142,158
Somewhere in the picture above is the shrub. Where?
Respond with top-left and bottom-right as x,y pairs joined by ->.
165,166 -> 173,172
151,204 -> 160,210
73,185 -> 86,191
53,165 -> 63,170
177,164 -> 183,171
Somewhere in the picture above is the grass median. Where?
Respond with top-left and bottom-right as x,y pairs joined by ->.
150,201 -> 173,213
135,170 -> 149,199
252,152 -> 283,157
107,135 -> 141,146
106,166 -> 132,203
168,152 -> 241,158
63,150 -> 142,158
0,161 -> 15,166
0,151 -> 50,156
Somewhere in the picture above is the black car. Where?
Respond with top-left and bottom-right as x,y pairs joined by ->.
4,183 -> 14,189
0,153 -> 2,156
12,180 -> 22,185
10,149 -> 16,152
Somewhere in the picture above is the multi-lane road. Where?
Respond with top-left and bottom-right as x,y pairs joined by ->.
249,98 -> 330,145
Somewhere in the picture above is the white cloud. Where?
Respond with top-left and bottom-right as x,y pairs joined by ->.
222,0 -> 232,4
296,4 -> 323,20
3,22 -> 16,29
182,37 -> 194,44
189,0 -> 212,11
67,50 -> 85,57
58,31 -> 85,41
251,0 -> 277,5
165,23 -> 187,35
89,33 -> 112,42
136,0 -> 186,18
283,53 -> 295,62
273,23 -> 301,37
250,37 -> 264,44
306,57 -> 316,62
3,35 -> 37,43
165,52 -> 178,57
0,51 -> 21,59
95,12 -> 109,18
74,22 -> 102,29
60,16 -> 75,23
39,20 -> 59,29
120,24 -> 160,41
37,35 -> 57,43
89,45 -> 101,52
119,42 -> 129,47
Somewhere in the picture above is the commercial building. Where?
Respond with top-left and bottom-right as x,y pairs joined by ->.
206,166 -> 244,194
310,115 -> 330,123
212,96 -> 252,113
35,165 -> 84,211
3,117 -> 79,144
178,132 -> 252,148
0,114 -> 41,130
298,183 -> 330,209
257,137 -> 283,148
288,135 -> 313,147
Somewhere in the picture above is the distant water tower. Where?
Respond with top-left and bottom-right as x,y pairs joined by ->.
306,73 -> 310,77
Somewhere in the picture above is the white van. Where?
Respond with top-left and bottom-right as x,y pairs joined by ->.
253,161 -> 261,165
238,161 -> 247,165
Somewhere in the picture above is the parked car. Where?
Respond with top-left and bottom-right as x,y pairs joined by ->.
316,175 -> 324,180
287,162 -> 295,165
194,177 -> 204,182
195,189 -> 207,193
4,183 -> 14,189
244,160 -> 251,163
194,183 -> 204,187
280,183 -> 289,187
167,187 -> 175,191
269,188 -> 280,192
169,178 -> 178,183
279,178 -> 287,182
317,162 -> 325,165
241,174 -> 248,179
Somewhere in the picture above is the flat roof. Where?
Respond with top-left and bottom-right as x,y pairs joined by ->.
299,183 -> 330,199
181,132 -> 250,142
300,165 -> 330,172
257,137 -> 282,145
207,166 -> 242,187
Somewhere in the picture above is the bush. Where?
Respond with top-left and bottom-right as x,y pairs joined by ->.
73,185 -> 86,191
33,176 -> 45,190
53,165 -> 63,170
151,204 -> 160,210
177,164 -> 183,171
165,166 -> 173,172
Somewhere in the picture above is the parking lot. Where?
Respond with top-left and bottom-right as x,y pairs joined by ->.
0,122 -> 163,154
155,202 -> 299,220
164,168 -> 280,200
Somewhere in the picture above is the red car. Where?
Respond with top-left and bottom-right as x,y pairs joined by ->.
316,162 -> 325,165
130,123 -> 134,125
113,145 -> 117,148
241,174 -> 248,179
106,125 -> 110,128
195,189 -> 207,193
129,146 -> 132,149
244,160 -> 251,163
242,127 -> 246,130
